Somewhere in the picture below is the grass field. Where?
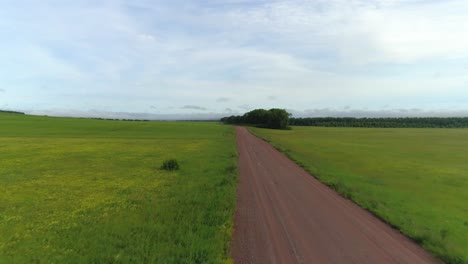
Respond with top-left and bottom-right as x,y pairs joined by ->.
250,126 -> 468,264
0,113 -> 237,263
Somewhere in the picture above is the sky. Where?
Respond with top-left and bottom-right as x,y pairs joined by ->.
0,0 -> 467,119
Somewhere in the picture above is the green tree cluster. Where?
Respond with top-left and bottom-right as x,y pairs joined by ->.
221,108 -> 291,129
289,117 -> 468,128
0,110 -> 24,115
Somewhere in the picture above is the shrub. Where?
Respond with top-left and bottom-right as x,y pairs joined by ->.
161,159 -> 180,171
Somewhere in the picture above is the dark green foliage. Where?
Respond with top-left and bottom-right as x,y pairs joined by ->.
221,108 -> 291,129
244,109 -> 270,125
289,117 -> 468,128
0,110 -> 24,115
161,159 -> 180,171
267,108 -> 290,129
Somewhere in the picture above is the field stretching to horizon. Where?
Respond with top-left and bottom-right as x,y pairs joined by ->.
250,126 -> 468,264
0,113 -> 237,263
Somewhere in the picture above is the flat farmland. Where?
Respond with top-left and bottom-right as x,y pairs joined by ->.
250,126 -> 468,263
0,113 -> 237,263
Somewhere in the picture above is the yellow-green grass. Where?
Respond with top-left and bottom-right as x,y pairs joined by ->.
0,113 -> 237,263
250,126 -> 468,264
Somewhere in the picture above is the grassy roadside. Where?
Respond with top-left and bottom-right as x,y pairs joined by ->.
0,113 -> 237,263
249,126 -> 468,264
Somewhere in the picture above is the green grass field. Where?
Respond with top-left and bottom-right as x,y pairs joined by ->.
0,113 -> 237,263
250,126 -> 468,264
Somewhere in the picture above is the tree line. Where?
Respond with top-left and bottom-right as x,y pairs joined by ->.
0,110 -> 25,115
289,117 -> 468,128
221,108 -> 291,129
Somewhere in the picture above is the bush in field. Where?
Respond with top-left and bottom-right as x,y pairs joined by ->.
161,159 -> 179,171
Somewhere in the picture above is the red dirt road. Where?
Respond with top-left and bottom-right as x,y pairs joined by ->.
231,127 -> 439,264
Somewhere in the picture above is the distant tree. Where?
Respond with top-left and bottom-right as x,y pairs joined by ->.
244,109 -> 270,125
267,108 -> 290,129
0,110 -> 25,115
288,117 -> 468,128
220,108 -> 291,129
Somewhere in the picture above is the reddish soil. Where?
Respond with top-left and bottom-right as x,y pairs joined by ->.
231,126 -> 440,264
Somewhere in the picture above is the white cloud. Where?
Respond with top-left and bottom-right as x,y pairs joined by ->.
0,0 -> 467,117
224,0 -> 468,63
217,97 -> 230,102
181,105 -> 207,111
138,33 -> 157,42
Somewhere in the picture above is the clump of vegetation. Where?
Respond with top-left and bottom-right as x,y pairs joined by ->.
0,110 -> 24,115
289,117 -> 468,128
221,108 -> 291,129
161,158 -> 180,171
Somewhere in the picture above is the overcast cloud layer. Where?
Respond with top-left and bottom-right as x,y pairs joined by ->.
1,0 -> 467,118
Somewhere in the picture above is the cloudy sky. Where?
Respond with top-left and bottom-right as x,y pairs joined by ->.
1,0 -> 467,119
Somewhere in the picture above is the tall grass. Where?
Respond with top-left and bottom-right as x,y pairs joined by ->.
0,113 -> 237,263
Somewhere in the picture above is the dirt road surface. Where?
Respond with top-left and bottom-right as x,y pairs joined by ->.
231,127 -> 439,264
